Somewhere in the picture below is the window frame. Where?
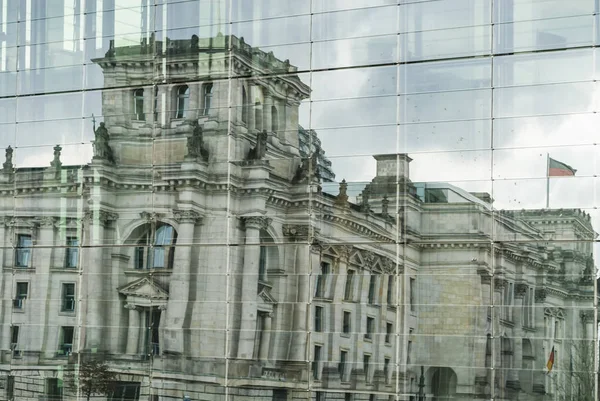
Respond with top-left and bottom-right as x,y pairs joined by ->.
13,282 -> 28,309
176,85 -> 190,119
15,234 -> 32,268
61,283 -> 76,312
365,316 -> 375,340
134,223 -> 177,270
344,270 -> 355,300
202,83 -> 213,116
312,345 -> 322,380
342,311 -> 351,334
133,88 -> 145,121
339,349 -> 348,380
314,305 -> 323,332
60,326 -> 74,356
65,236 -> 79,268
367,274 -> 377,304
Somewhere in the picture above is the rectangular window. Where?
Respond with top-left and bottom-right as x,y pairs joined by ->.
14,282 -> 28,309
258,245 -> 267,282
315,306 -> 323,332
367,275 -> 377,304
365,317 -> 374,340
363,354 -> 371,382
344,394 -> 353,401
46,378 -> 63,400
60,326 -> 74,355
343,311 -> 351,334
409,278 -> 416,312
344,270 -> 355,300
369,395 -> 376,401
10,326 -> 19,349
61,283 -> 75,312
313,345 -> 322,380
316,392 -> 326,401
385,322 -> 393,344
386,275 -> 394,305
135,246 -> 145,269
407,340 -> 412,365
16,234 -> 32,267
65,237 -> 79,268
315,262 -> 330,298
384,358 -> 390,383
339,350 -> 347,380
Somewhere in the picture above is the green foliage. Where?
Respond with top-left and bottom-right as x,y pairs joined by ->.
66,359 -> 118,401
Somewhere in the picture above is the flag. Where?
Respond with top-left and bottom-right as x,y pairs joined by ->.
548,158 -> 576,176
546,346 -> 555,373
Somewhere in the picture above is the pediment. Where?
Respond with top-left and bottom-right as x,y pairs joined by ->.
258,287 -> 277,304
118,277 -> 169,300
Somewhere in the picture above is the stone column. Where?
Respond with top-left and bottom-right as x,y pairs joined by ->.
259,313 -> 273,361
532,288 -> 547,394
237,216 -> 271,359
283,225 -> 311,362
188,83 -> 200,120
492,278 -> 506,397
35,217 -> 56,356
580,310 -> 595,340
263,93 -> 272,133
84,210 -> 117,351
248,85 -> 256,131
508,283 -> 527,390
164,209 -> 201,354
157,304 -> 167,356
125,304 -> 140,355
476,271 -> 492,389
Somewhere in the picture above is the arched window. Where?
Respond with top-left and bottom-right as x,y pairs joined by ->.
271,105 -> 278,133
134,223 -> 177,269
176,85 -> 190,118
202,83 -> 213,115
241,87 -> 248,124
133,89 -> 145,121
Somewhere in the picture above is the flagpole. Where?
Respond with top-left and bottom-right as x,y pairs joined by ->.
546,153 -> 550,209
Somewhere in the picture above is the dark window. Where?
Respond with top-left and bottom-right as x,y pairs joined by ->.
273,390 -> 288,401
10,326 -> 18,349
315,306 -> 323,332
343,311 -> 351,334
61,283 -> 75,312
315,262 -> 330,298
271,105 -> 279,132
242,87 -> 248,124
316,392 -> 326,401
65,237 -> 79,268
259,245 -> 267,282
365,317 -> 374,340
344,270 -> 355,300
313,345 -> 321,380
369,395 -> 376,401
384,358 -> 390,383
255,102 -> 262,129
46,378 -> 63,400
345,394 -> 353,401
368,275 -> 377,304
133,89 -> 145,121
202,83 -> 213,115
409,278 -> 416,312
385,322 -> 393,344
16,234 -> 32,267
60,326 -> 74,355
146,308 -> 161,355
176,85 -> 190,118
339,350 -> 347,380
407,340 -> 412,365
109,381 -> 141,401
7,376 -> 14,400
386,275 -> 394,305
135,223 -> 177,269
363,354 -> 371,382
13,282 -> 28,309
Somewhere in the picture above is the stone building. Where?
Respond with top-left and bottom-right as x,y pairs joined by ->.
0,34 -> 595,401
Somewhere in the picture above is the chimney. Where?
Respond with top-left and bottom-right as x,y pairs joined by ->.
373,154 -> 411,181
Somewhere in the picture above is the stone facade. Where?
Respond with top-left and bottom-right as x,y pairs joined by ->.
0,35 -> 595,401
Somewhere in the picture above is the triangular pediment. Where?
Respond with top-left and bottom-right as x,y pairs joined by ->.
118,277 -> 169,300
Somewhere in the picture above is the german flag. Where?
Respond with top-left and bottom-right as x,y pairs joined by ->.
548,158 -> 576,177
546,346 -> 555,373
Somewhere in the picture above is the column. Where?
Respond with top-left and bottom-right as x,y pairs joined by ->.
164,209 -> 200,354
188,83 -> 200,120
259,313 -> 272,361
532,288 -> 547,394
263,93 -> 272,133
492,278 -> 505,397
35,218 -> 55,356
283,224 -> 310,363
85,210 -> 117,351
248,85 -> 256,131
508,283 -> 527,389
0,219 -> 8,355
158,305 -> 167,356
237,216 -> 271,359
476,272 -> 492,388
125,304 -> 140,355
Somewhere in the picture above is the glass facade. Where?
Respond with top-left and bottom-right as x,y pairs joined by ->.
0,1 -> 597,400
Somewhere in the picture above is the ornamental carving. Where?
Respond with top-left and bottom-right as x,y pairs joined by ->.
330,245 -> 353,260
84,210 -> 119,226
515,283 -> 528,298
493,278 -> 506,290
140,211 -> 164,221
580,310 -> 594,323
534,288 -> 547,303
124,303 -> 138,311
173,209 -> 202,225
242,216 -> 272,230
282,224 -> 309,239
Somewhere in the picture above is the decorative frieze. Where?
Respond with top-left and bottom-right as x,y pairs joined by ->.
282,224 -> 309,240
84,210 -> 119,226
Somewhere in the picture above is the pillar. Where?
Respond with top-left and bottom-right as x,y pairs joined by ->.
263,93 -> 272,133
237,216 -> 271,359
532,288 -> 547,394
492,278 -> 505,397
35,218 -> 55,356
248,85 -> 256,131
163,209 -> 200,354
259,313 -> 272,361
125,304 -> 140,355
0,219 -> 8,354
476,271 -> 492,389
84,210 -> 117,351
158,304 -> 167,356
188,83 -> 200,120
508,283 -> 527,389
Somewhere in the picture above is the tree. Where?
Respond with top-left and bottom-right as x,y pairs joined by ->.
552,339 -> 596,401
66,359 -> 118,400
